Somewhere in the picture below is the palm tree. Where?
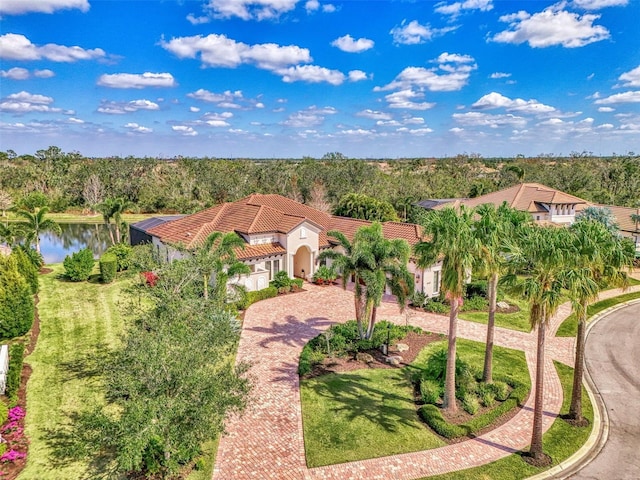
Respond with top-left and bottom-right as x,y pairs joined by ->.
194,231 -> 251,303
631,212 -> 640,232
415,206 -> 481,413
14,206 -> 61,254
475,202 -> 530,383
564,220 -> 633,422
98,197 -> 133,245
502,225 -> 571,462
319,222 -> 413,340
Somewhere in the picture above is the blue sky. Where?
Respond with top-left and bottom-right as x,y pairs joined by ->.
1,0 -> 639,158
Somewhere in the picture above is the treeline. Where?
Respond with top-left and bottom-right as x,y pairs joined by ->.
0,147 -> 638,217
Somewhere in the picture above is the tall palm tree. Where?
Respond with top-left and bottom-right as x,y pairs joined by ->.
564,220 -> 633,422
502,225 -> 571,462
319,222 -> 413,340
631,212 -> 640,232
98,197 -> 133,245
475,202 -> 530,383
194,231 -> 251,303
415,206 -> 481,413
14,206 -> 61,253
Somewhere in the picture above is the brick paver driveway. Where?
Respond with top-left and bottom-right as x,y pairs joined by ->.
213,284 -> 640,480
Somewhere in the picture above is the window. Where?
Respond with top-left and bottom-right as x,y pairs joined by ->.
266,260 -> 272,280
300,227 -> 307,239
273,259 -> 280,275
433,270 -> 441,295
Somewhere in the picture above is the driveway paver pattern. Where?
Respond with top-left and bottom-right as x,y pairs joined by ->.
213,284 -> 640,480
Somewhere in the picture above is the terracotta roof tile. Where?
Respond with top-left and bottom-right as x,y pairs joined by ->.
235,243 -> 286,260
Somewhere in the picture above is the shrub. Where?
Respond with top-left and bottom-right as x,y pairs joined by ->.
63,247 -> 95,281
236,286 -> 278,310
461,295 -> 488,312
410,291 -> 428,308
465,280 -> 488,299
0,257 -> 34,340
478,385 -> 496,408
270,270 -> 292,290
6,343 -> 25,402
11,247 -> 39,294
292,278 -> 304,289
16,245 -> 44,270
418,405 -> 467,438
141,271 -> 158,287
99,254 -> 117,283
423,299 -> 449,314
105,243 -> 132,271
0,400 -> 8,425
462,394 -> 480,415
420,379 -> 441,405
490,381 -> 510,401
313,265 -> 337,285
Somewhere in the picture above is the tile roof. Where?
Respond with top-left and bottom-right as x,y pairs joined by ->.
236,243 -> 286,260
593,204 -> 640,234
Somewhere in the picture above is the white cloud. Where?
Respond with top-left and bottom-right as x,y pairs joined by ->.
0,90 -> 65,114
356,109 -> 392,120
618,65 -> 640,88
348,70 -> 368,82
390,20 -> 457,45
305,0 -> 319,12
283,105 -> 337,127
97,72 -> 176,89
397,127 -> 433,135
472,92 -> 556,114
190,106 -> 201,113
34,69 -> 55,78
278,65 -> 345,85
97,99 -> 160,114
172,125 -> 198,136
572,0 -> 628,9
331,34 -> 374,53
435,0 -> 493,16
597,106 -> 614,112
594,91 -> 640,104
186,14 -> 211,25
0,33 -> 106,62
403,117 -> 425,124
124,122 -> 152,134
0,67 -> 29,80
384,89 -> 436,110
188,89 -> 244,103
0,0 -> 89,15
67,117 -> 84,124
322,4 -> 336,12
453,111 -> 528,128
492,7 -> 609,48
161,34 -> 311,71
200,0 -> 298,21
490,72 -> 511,79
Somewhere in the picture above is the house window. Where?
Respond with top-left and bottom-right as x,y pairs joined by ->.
300,227 -> 307,239
273,259 -> 280,275
266,260 -> 272,280
433,270 -> 441,295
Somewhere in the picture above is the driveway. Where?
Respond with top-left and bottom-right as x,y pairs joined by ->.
570,301 -> 640,480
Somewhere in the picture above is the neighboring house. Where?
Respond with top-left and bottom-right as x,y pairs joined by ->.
131,194 -> 444,296
419,182 -> 640,254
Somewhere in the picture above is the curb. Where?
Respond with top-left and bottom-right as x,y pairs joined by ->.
526,298 -> 640,480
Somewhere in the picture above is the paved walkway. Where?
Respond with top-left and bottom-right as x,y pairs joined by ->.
213,284 -> 640,480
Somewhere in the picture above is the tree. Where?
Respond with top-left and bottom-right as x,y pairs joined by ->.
474,202 -> 530,383
0,255 -> 34,340
11,246 -> 39,294
82,174 -> 104,213
414,206 -> 481,413
16,191 -> 48,212
575,206 -> 619,235
13,206 -> 61,253
564,220 -> 633,423
319,222 -> 413,340
192,232 -> 250,303
631,212 -> 640,232
98,197 -> 133,245
501,225 -> 571,463
0,190 -> 12,220
333,193 -> 399,222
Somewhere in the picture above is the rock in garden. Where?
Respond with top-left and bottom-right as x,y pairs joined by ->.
396,343 -> 409,352
385,355 -> 403,366
356,352 -> 374,364
497,301 -> 510,309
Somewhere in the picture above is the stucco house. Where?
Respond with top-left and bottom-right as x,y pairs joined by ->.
131,194 -> 445,297
419,182 -> 640,254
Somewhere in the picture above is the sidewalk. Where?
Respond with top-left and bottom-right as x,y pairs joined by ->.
213,284 -> 640,480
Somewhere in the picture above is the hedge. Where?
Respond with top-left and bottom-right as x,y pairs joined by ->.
11,248 -> 39,294
6,343 -> 25,402
236,286 -> 278,310
0,256 -> 34,340
99,254 -> 117,283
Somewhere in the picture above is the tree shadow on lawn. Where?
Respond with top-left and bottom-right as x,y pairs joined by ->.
247,315 -> 334,349
56,341 -> 111,382
306,371 -> 423,433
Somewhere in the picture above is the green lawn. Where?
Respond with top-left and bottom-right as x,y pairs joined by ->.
19,264 -> 128,479
6,211 -> 156,224
459,296 -> 532,332
422,361 -> 593,480
300,338 -> 529,468
556,291 -> 640,337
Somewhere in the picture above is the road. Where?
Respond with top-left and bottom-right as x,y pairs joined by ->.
571,302 -> 640,479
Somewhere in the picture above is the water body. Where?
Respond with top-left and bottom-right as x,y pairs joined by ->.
39,223 -> 112,264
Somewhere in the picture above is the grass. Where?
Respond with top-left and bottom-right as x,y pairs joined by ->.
459,296 -> 532,333
6,211 -> 156,224
18,263 -> 128,479
300,338 -> 529,468
185,438 -> 219,480
421,361 -> 593,480
556,291 -> 640,337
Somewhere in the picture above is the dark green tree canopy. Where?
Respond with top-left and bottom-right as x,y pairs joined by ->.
333,193 -> 399,222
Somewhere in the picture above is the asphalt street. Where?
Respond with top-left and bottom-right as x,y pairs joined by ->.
571,302 -> 640,480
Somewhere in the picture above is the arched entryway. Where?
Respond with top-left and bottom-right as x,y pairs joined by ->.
293,245 -> 312,280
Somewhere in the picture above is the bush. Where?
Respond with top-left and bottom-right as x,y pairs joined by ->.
478,384 -> 496,408
423,299 -> 449,314
465,280 -> 488,299
105,243 -> 132,271
292,278 -> 304,289
462,393 -> 480,415
0,256 -> 34,340
236,286 -> 278,310
6,343 -> 25,402
63,248 -> 95,281
270,270 -> 292,290
11,247 -> 39,294
16,245 -> 44,270
420,379 -> 441,405
313,265 -> 337,284
410,291 -> 428,308
461,295 -> 488,312
0,400 -> 8,425
490,381 -> 510,401
418,404 -> 467,438
99,254 -> 117,283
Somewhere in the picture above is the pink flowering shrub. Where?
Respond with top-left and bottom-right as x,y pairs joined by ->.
0,449 -> 25,463
7,407 -> 24,422
141,271 -> 158,287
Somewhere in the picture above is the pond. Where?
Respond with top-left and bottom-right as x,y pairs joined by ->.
39,223 -> 113,264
